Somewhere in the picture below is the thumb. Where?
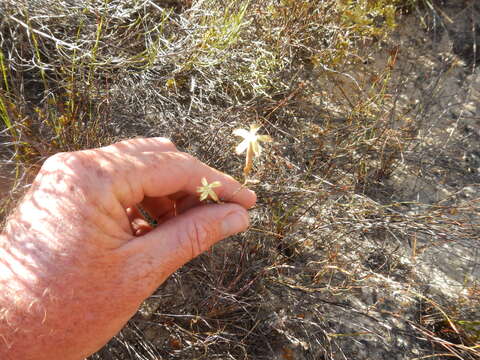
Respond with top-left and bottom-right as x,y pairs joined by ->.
124,203 -> 249,283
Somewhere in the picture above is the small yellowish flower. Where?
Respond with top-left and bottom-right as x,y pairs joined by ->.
233,124 -> 272,157
197,177 -> 222,202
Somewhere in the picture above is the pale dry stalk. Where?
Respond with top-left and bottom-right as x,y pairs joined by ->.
244,142 -> 254,177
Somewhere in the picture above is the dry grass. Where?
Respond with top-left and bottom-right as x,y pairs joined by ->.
1,0 -> 479,359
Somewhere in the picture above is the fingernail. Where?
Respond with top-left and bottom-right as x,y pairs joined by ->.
247,188 -> 256,199
242,188 -> 257,208
221,211 -> 249,237
246,188 -> 256,197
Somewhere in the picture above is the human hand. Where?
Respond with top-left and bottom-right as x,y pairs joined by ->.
0,138 -> 256,360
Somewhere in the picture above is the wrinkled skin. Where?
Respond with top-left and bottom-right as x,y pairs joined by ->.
0,138 -> 256,360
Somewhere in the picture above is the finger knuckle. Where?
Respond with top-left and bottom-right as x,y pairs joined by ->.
41,151 -> 87,174
41,152 -> 69,170
156,137 -> 177,149
41,150 -> 110,198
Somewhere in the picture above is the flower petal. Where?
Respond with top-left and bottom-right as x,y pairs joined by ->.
208,189 -> 219,202
235,139 -> 249,154
233,128 -> 250,138
199,192 -> 208,201
250,124 -> 261,134
210,181 -> 222,188
201,177 -> 208,186
252,141 -> 261,156
257,135 -> 272,143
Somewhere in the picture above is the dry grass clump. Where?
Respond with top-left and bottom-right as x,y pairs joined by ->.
0,0 -> 403,215
1,0 -> 479,359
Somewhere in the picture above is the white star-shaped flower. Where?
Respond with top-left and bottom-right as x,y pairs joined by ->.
233,124 -> 272,157
196,177 -> 222,202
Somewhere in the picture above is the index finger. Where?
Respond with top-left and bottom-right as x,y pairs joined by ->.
101,137 -> 178,154
82,149 -> 256,210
